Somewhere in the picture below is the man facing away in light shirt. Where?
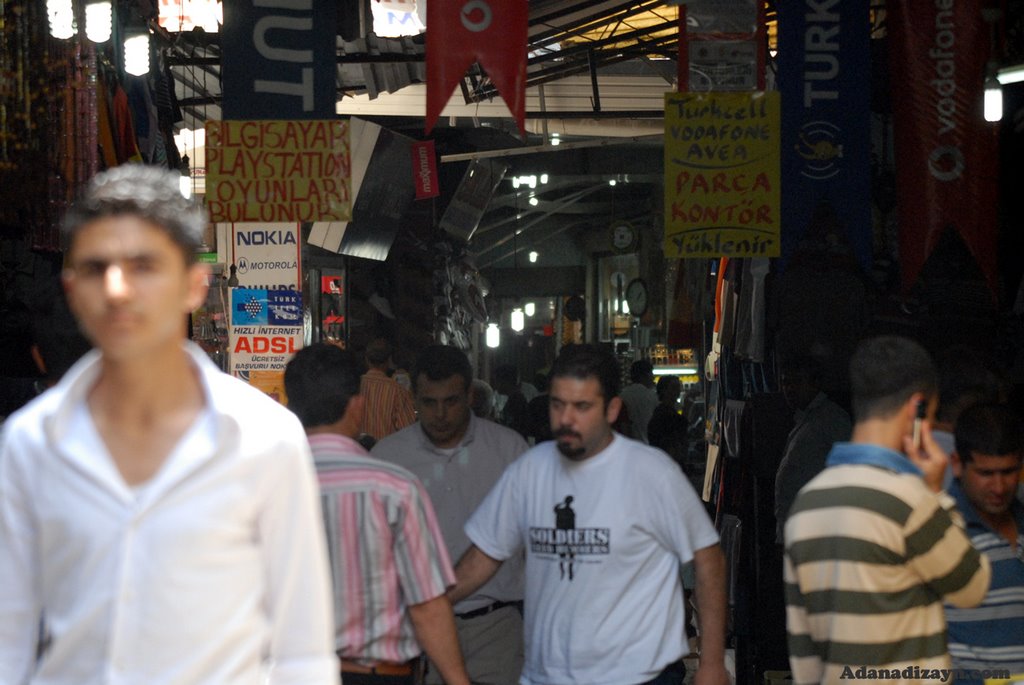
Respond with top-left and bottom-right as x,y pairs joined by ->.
0,165 -> 337,684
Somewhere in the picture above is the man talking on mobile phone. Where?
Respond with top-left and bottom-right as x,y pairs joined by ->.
783,335 -> 991,685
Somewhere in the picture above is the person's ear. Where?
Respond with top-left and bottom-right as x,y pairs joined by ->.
343,395 -> 366,433
606,395 -> 622,425
951,450 -> 964,479
185,263 -> 211,313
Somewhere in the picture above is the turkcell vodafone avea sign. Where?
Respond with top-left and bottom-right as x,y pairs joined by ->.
229,222 -> 301,290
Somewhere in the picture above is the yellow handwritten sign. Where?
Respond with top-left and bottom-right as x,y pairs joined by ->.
205,119 -> 352,223
663,92 -> 780,258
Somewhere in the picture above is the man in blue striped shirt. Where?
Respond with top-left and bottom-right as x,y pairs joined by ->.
947,403 -> 1024,682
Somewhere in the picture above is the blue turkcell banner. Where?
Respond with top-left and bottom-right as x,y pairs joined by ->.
777,0 -> 872,270
220,0 -> 337,119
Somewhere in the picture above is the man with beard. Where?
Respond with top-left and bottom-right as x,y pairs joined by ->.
449,344 -> 728,685
373,345 -> 528,685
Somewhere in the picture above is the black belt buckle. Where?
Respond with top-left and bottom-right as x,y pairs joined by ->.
455,599 -> 522,620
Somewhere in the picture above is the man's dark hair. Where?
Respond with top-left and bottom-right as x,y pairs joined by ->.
285,343 -> 364,429
955,403 -> 1023,464
61,164 -> 206,263
365,338 -> 393,366
849,336 -> 937,422
629,359 -> 654,384
412,345 -> 472,394
656,375 -> 681,403
550,344 -> 621,401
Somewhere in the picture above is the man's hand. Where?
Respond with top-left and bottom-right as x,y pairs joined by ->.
694,661 -> 731,685
902,420 -> 948,492
448,545 -> 502,605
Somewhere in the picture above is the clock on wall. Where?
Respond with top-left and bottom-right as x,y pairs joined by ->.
610,220 -> 638,253
625,278 -> 649,318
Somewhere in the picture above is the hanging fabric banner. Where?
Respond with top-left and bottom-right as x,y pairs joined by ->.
777,0 -> 872,271
425,0 -> 527,133
887,0 -> 999,295
220,0 -> 337,119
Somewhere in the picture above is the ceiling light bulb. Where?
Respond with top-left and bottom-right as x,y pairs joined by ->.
85,1 -> 112,42
124,32 -> 151,76
511,308 -> 525,332
984,78 -> 1003,122
47,0 -> 75,39
528,250 -> 538,263
486,323 -> 500,348
608,179 -> 617,186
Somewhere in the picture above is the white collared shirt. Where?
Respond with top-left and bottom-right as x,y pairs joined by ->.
0,343 -> 338,685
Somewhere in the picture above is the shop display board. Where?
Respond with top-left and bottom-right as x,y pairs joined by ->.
219,222 -> 304,398
224,222 -> 302,291
205,119 -> 351,224
228,288 -> 303,396
663,91 -> 780,259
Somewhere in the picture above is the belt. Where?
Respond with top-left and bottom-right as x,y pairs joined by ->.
340,658 -> 416,676
455,599 -> 523,620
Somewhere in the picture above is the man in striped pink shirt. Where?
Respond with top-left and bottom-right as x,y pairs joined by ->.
360,338 -> 416,441
285,343 -> 470,685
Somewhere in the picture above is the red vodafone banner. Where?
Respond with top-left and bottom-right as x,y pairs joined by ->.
426,0 -> 528,134
888,0 -> 1000,296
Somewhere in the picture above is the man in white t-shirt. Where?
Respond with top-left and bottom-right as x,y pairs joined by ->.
449,344 -> 729,685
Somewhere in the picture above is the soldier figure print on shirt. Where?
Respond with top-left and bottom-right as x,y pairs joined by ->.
554,496 -> 576,580
529,495 -> 610,581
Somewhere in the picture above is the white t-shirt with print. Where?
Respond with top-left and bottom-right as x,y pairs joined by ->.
466,433 -> 719,685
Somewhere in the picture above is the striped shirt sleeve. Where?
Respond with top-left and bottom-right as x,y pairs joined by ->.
392,476 -> 456,606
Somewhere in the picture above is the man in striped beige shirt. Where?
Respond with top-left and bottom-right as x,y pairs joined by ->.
285,343 -> 470,685
784,335 -> 991,684
360,338 -> 416,441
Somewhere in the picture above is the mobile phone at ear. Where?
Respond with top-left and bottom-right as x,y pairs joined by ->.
912,400 -> 926,449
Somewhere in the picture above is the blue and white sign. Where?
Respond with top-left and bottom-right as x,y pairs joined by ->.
224,222 -> 302,290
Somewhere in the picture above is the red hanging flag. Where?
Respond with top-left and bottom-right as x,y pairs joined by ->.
888,0 -> 1000,297
426,0 -> 528,134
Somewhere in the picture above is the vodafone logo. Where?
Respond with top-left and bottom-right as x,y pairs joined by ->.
460,0 -> 492,32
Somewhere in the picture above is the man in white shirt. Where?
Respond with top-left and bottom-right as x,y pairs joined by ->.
372,345 -> 528,685
449,344 -> 729,685
0,165 -> 337,684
